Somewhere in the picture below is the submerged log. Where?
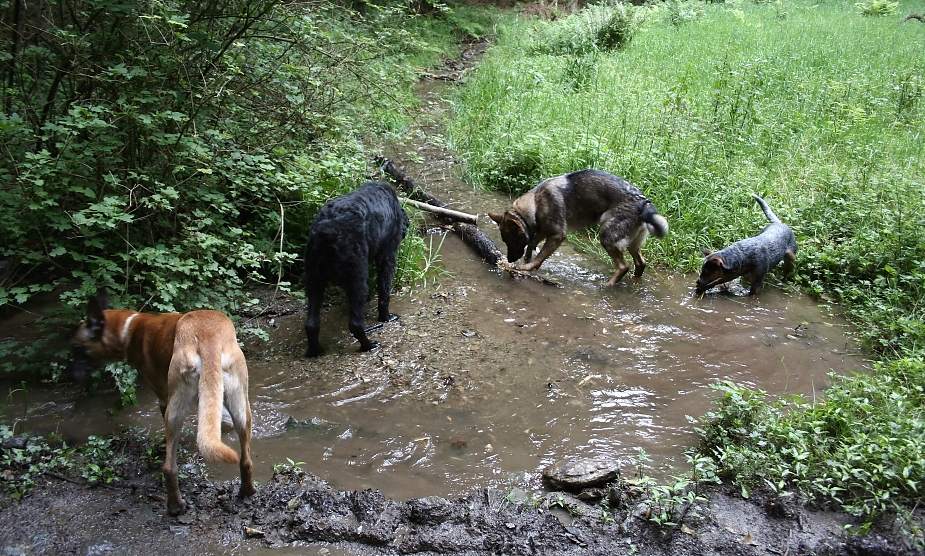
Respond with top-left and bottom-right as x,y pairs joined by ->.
377,156 -> 559,287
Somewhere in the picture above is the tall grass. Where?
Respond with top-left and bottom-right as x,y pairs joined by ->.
450,0 -> 925,542
450,0 -> 925,354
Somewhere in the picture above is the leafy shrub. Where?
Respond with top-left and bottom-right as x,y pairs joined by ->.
856,0 -> 898,16
698,359 -> 925,546
563,53 -> 600,91
481,143 -> 546,196
663,0 -> 704,26
0,425 -> 72,500
534,2 -> 648,56
0,1 -> 486,380
79,436 -> 123,486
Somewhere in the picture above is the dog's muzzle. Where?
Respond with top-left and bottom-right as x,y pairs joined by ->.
68,345 -> 95,383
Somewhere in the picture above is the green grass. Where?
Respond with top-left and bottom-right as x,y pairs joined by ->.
450,0 -> 924,354
699,359 -> 925,542
449,0 -> 925,543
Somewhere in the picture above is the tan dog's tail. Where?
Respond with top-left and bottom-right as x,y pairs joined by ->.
197,347 -> 239,464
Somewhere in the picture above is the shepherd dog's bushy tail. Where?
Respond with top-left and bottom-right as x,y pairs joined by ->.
642,202 -> 669,238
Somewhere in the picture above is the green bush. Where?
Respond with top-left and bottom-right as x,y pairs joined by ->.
698,358 -> 925,545
857,0 -> 899,16
0,1 -> 490,379
533,2 -> 649,56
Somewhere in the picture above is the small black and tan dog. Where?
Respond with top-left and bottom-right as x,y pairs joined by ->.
304,181 -> 409,356
489,169 -> 668,286
695,194 -> 797,296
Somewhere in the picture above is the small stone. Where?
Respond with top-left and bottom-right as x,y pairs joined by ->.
575,487 -> 606,502
243,526 -> 266,538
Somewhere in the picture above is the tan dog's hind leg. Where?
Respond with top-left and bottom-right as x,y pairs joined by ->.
517,236 -> 563,271
225,352 -> 255,498
163,358 -> 196,516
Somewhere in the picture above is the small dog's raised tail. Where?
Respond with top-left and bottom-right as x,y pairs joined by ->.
752,194 -> 781,224
642,202 -> 669,238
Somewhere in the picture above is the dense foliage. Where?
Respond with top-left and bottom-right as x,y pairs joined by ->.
699,359 -> 925,542
0,0 -> 489,375
450,0 -> 924,542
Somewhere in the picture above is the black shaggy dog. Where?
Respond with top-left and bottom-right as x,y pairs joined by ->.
304,181 -> 409,357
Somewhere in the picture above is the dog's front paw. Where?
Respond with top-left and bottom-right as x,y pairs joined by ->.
238,483 -> 257,499
360,340 -> 380,352
167,498 -> 187,516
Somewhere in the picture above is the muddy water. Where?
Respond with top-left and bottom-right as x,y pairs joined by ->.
0,45 -> 865,503
2,233 -> 864,501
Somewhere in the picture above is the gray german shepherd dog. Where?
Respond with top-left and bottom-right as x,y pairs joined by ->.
488,170 -> 669,286
695,194 -> 797,296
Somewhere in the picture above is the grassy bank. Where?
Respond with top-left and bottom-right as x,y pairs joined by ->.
0,1 -> 493,381
449,0 -> 924,543
451,0 -> 924,353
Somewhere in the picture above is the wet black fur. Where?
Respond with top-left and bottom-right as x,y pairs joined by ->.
696,195 -> 797,295
303,182 -> 409,356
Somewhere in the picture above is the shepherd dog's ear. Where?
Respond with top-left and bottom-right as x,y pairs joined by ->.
487,212 -> 505,225
86,289 -> 108,338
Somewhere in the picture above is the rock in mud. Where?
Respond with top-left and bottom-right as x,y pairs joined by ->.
542,457 -> 621,491
408,496 -> 454,525
1,435 -> 29,450
575,487 -> 607,502
543,492 -> 602,520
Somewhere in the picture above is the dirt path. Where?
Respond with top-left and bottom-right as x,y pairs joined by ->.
0,40 -> 914,556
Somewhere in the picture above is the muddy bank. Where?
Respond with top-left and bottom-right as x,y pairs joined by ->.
0,432 -> 913,555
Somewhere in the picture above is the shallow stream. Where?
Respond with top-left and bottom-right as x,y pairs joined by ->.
0,44 -> 866,503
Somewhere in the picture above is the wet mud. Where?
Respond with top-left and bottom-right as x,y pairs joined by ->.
0,433 -> 913,555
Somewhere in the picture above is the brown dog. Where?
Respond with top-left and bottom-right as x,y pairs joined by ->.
69,291 -> 255,515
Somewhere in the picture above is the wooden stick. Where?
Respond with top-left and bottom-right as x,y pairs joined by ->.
377,157 -> 560,288
398,197 -> 478,224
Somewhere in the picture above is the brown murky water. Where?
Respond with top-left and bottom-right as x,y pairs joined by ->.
0,44 -> 865,503
1,234 -> 864,501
